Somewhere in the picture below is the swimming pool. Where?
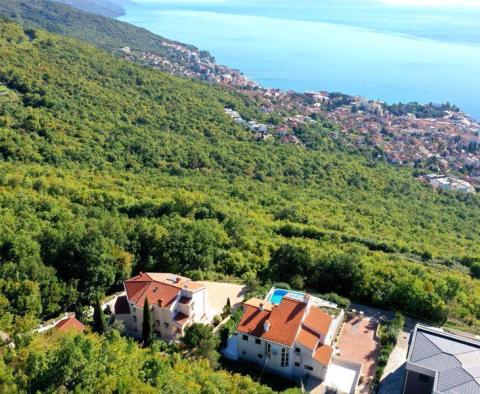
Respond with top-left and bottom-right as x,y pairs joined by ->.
267,288 -> 305,305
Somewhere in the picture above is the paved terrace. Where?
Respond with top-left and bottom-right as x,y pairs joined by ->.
337,315 -> 380,393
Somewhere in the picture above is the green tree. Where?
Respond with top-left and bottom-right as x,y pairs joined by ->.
222,297 -> 231,319
93,297 -> 106,334
74,301 -> 85,324
183,323 -> 220,367
142,297 -> 153,347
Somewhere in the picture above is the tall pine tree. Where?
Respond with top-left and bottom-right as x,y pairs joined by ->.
142,297 -> 153,347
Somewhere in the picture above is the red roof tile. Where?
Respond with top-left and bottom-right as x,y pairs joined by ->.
313,344 -> 333,366
55,316 -> 85,333
296,325 -> 320,350
237,304 -> 271,337
125,278 -> 181,308
238,298 -> 307,346
303,306 -> 333,337
262,298 -> 307,346
124,273 -> 205,308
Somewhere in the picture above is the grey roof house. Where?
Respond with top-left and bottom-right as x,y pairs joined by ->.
403,325 -> 480,394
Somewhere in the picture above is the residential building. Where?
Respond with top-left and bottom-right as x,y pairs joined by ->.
403,324 -> 480,394
114,272 -> 207,341
236,294 -> 340,382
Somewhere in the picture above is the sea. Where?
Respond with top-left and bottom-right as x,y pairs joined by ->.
119,0 -> 480,119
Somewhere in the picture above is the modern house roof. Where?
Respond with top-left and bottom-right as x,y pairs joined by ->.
408,325 -> 480,393
124,272 -> 204,308
55,316 -> 85,333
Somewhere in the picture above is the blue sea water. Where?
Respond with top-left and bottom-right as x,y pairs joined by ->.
119,0 -> 480,119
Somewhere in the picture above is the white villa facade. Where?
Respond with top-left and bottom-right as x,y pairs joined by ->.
236,293 -> 343,382
113,272 -> 207,340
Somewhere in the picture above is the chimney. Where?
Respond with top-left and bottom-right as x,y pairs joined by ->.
175,277 -> 181,283
259,303 -> 264,311
158,299 -> 163,308
264,320 -> 270,333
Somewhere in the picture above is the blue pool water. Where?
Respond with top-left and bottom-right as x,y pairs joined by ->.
268,289 -> 305,305
119,0 -> 480,119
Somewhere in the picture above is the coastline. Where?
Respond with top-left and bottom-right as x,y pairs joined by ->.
118,2 -> 480,121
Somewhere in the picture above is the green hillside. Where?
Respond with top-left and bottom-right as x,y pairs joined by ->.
54,0 -> 128,17
0,0 -> 199,56
0,18 -> 480,339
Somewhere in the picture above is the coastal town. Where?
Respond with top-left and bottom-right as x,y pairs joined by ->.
225,88 -> 480,192
119,45 -> 257,88
117,42 -> 480,192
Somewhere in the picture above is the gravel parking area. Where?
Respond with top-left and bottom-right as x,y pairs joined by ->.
198,281 -> 246,320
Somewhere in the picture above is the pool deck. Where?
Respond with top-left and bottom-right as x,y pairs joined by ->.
265,288 -> 339,311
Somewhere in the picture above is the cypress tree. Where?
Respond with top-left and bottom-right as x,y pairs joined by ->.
142,297 -> 153,347
93,297 -> 106,334
74,301 -> 84,324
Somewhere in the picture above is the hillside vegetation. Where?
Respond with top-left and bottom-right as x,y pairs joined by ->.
54,0 -> 128,17
0,19 -> 479,339
0,0 -> 199,56
0,330 -> 287,393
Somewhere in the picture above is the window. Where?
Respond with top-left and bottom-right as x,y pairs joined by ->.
132,316 -> 137,322
242,351 -> 246,356
258,354 -> 263,359
304,365 -> 313,371
164,323 -> 169,328
295,347 -> 301,353
418,374 -> 429,383
156,320 -> 160,325
266,343 -> 271,355
281,348 -> 289,367
242,335 -> 249,341
295,362 -> 300,367
255,338 -> 261,345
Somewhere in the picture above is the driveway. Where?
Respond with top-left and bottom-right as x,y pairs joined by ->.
378,317 -> 417,394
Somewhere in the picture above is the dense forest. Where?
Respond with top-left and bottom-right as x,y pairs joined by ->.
0,18 -> 479,329
0,329 -> 289,393
0,0 -> 203,58
0,17 -> 480,392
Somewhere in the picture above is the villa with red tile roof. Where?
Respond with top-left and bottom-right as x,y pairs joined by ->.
236,293 -> 341,382
113,272 -> 207,341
